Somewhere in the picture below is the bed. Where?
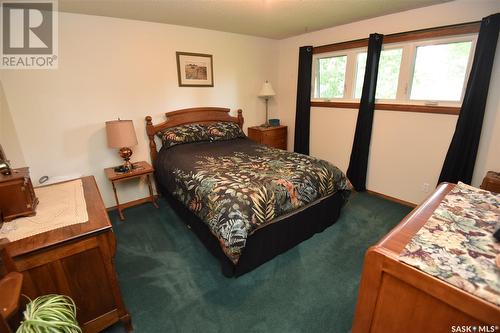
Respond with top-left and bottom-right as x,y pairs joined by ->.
145,107 -> 352,277
352,182 -> 500,332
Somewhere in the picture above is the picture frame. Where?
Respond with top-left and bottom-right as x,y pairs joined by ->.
176,52 -> 214,87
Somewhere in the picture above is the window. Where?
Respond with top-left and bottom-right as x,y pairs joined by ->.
311,33 -> 477,107
354,48 -> 403,99
316,55 -> 347,98
410,41 -> 472,102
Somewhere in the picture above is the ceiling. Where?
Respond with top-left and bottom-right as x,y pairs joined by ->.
58,0 -> 452,39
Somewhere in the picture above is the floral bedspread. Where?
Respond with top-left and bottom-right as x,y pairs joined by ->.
155,138 -> 352,264
399,182 -> 500,306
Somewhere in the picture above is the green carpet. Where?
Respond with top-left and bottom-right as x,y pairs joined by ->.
105,192 -> 412,333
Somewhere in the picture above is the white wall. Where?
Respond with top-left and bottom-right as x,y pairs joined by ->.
0,81 -> 26,167
276,0 -> 500,204
1,1 -> 499,209
0,13 -> 278,207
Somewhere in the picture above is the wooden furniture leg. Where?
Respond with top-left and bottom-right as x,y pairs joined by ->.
146,175 -> 159,209
98,232 -> 133,332
111,181 -> 124,221
121,314 -> 133,332
0,318 -> 11,333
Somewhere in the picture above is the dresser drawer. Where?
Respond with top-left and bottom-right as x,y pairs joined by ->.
262,127 -> 286,139
247,125 -> 287,150
247,127 -> 263,144
265,137 -> 287,150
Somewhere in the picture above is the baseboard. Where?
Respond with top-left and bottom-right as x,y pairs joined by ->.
365,190 -> 417,208
106,195 -> 160,212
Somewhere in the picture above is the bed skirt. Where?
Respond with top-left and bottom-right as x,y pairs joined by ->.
158,182 -> 349,277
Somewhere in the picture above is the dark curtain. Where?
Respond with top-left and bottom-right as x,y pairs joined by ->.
438,13 -> 500,184
346,33 -> 384,191
294,46 -> 313,155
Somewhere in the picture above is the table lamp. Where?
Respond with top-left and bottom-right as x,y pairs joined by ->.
105,119 -> 138,172
258,80 -> 276,127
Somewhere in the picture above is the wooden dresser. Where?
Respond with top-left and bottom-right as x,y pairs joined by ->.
248,125 -> 287,150
0,176 -> 131,333
352,183 -> 500,332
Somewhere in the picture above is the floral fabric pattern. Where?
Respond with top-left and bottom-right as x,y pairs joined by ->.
157,122 -> 245,148
399,182 -> 500,306
157,123 -> 208,148
157,139 -> 352,264
206,122 -> 246,141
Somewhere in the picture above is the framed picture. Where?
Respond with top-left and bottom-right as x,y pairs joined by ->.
176,52 -> 214,87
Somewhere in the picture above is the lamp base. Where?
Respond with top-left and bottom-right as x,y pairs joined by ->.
117,147 -> 134,172
260,122 -> 271,128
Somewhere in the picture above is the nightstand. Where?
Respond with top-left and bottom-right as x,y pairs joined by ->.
248,125 -> 287,150
480,171 -> 500,193
105,160 -> 158,220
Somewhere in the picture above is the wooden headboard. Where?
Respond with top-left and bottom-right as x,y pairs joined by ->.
145,107 -> 244,165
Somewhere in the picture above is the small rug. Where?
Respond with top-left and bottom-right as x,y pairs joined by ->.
399,182 -> 500,306
0,179 -> 88,241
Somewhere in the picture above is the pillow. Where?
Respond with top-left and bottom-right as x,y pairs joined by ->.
157,123 -> 208,148
206,122 -> 245,142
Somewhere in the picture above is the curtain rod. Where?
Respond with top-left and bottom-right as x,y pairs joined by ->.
313,20 -> 481,54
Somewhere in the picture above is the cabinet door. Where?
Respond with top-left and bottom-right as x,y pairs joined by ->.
14,233 -> 127,332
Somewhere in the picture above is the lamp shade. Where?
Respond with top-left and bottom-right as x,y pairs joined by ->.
105,120 -> 138,148
259,81 -> 276,97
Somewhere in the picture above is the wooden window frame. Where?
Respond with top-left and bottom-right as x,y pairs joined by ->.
310,101 -> 460,115
311,22 -> 480,115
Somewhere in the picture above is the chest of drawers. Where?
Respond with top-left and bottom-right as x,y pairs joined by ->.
248,125 -> 287,150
